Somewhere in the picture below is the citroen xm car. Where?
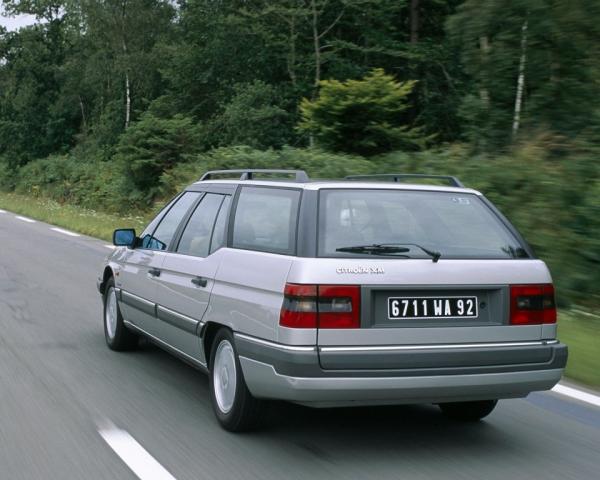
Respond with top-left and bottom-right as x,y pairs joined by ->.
97,169 -> 567,431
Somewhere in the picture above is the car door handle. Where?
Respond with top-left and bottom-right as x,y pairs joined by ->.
191,276 -> 208,288
148,267 -> 161,277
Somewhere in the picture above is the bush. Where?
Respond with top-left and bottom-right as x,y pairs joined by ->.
12,153 -> 132,213
159,145 -> 376,197
378,138 -> 600,307
4,137 -> 600,310
298,69 -> 427,156
0,156 -> 18,190
115,113 -> 204,201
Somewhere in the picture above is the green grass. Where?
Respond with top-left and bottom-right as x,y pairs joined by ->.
558,310 -> 600,388
0,191 -> 150,241
1,191 -> 598,389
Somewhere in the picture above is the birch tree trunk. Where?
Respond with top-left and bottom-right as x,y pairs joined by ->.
121,0 -> 131,129
479,36 -> 490,107
288,15 -> 297,87
79,95 -> 87,130
512,20 -> 528,138
311,0 -> 320,90
124,71 -> 131,129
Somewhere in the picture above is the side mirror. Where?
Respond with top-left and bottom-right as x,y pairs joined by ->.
113,228 -> 137,247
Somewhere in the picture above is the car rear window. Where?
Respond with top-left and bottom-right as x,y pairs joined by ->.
232,187 -> 300,255
318,189 -> 529,259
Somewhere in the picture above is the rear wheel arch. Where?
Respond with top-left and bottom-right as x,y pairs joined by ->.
203,322 -> 230,369
208,327 -> 263,431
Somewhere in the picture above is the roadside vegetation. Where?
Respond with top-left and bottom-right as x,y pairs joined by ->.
558,311 -> 600,388
0,191 -> 150,240
0,2 -> 599,384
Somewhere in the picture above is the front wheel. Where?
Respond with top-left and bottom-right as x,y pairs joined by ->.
103,277 -> 138,351
209,329 -> 263,432
438,400 -> 498,422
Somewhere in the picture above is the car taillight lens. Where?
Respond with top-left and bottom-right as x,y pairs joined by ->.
318,285 -> 361,328
279,283 -> 318,328
510,284 -> 556,325
280,284 -> 361,329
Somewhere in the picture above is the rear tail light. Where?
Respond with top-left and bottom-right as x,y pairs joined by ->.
318,285 -> 361,328
280,283 -> 361,329
510,284 -> 556,325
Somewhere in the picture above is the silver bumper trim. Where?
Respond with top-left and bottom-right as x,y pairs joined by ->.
320,339 -> 559,353
235,333 -> 557,354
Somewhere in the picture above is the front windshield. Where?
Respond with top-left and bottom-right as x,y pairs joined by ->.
318,189 -> 529,259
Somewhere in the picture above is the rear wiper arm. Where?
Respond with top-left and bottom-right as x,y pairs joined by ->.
335,243 -> 441,262
335,244 -> 411,256
380,243 -> 442,263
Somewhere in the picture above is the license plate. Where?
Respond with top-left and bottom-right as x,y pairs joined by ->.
388,296 -> 478,320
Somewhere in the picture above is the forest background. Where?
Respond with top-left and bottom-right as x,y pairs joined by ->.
0,1 -> 599,383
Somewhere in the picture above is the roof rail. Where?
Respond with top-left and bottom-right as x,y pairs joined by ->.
199,169 -> 310,182
344,174 -> 464,188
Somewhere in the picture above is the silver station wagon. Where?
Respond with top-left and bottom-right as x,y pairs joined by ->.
98,169 -> 567,431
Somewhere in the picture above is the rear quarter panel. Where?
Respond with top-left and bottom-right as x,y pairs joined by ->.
205,248 -> 317,344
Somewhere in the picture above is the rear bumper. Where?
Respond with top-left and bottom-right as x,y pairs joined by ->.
235,333 -> 567,407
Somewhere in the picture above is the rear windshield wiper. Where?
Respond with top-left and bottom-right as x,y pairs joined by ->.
336,243 -> 441,262
392,243 -> 442,263
335,244 -> 410,257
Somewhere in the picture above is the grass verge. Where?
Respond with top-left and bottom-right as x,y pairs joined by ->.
0,191 -> 150,241
1,191 -> 598,390
558,310 -> 600,388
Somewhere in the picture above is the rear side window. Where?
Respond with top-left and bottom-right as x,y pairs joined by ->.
319,189 -> 528,259
210,196 -> 231,254
141,192 -> 201,250
232,187 -> 300,255
176,193 -> 225,257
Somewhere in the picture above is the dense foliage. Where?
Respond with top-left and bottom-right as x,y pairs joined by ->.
1,0 -> 600,307
298,69 -> 426,156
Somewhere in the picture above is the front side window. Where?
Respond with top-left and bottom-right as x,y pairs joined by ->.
141,192 -> 201,250
319,189 -> 528,259
232,187 -> 300,255
176,194 -> 225,257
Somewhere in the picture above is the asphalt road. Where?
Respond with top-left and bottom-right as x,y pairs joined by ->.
1,210 -> 599,480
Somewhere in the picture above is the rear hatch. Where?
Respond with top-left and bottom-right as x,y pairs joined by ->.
286,186 -> 556,370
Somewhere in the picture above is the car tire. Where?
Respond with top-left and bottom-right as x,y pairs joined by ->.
103,277 -> 138,351
438,399 -> 498,421
209,329 -> 263,432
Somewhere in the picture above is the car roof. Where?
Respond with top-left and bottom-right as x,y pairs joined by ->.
190,179 -> 482,195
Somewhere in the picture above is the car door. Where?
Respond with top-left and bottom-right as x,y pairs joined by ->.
156,193 -> 231,362
117,191 -> 201,337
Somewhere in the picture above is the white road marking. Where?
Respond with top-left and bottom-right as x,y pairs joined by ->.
50,227 -> 80,237
0,209 -> 6,213
98,422 -> 177,480
104,244 -> 116,249
16,216 -> 36,223
552,384 -> 600,408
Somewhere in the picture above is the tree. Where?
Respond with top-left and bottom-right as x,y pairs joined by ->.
447,0 -> 600,149
207,81 -> 294,150
80,1 -> 175,130
298,68 -> 425,156
115,112 -> 202,199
